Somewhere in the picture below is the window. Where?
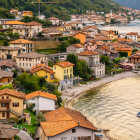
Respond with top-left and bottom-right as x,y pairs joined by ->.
65,81 -> 67,84
19,58 -> 21,61
71,137 -> 76,140
38,58 -> 40,61
2,50 -> 3,52
64,69 -> 66,74
30,63 -> 31,67
8,50 -> 10,54
23,63 -> 24,66
61,137 -> 67,140
1,103 -> 6,107
70,68 -> 72,73
26,58 -> 28,61
23,58 -> 24,61
6,96 -> 9,99
22,49 -> 25,52
29,58 -> 32,61
20,63 -> 21,66
70,74 -> 72,78
20,30 -> 22,32
13,102 -> 19,107
72,128 -> 76,133
55,67 -> 56,70
2,96 -> 4,99
26,63 -> 28,66
2,113 -> 5,117
67,69 -> 68,73
33,103 -> 35,107
45,75 -> 48,78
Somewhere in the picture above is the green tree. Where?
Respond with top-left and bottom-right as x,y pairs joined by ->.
125,36 -> 127,39
14,33 -> 20,39
26,102 -> 35,112
36,112 -> 46,124
4,40 -> 9,46
38,77 -> 46,88
100,55 -> 110,65
53,90 -> 62,107
0,83 -> 13,90
110,18 -> 115,24
12,70 -> 18,78
46,82 -> 57,93
48,61 -> 53,67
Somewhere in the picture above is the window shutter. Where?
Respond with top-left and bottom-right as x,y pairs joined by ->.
13,103 -> 14,107
18,103 -> 19,107
1,103 -> 2,107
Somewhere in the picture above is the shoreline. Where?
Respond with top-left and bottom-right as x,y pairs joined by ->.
61,72 -> 138,140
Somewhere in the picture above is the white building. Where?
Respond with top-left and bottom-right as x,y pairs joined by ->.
26,91 -> 57,114
126,32 -> 138,42
47,17 -> 59,25
16,52 -> 47,70
78,50 -> 105,78
35,107 -> 98,140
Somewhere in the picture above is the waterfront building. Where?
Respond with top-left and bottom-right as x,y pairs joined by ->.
78,50 -> 105,78
26,91 -> 57,114
53,61 -> 79,89
34,107 -> 98,140
47,17 -> 59,25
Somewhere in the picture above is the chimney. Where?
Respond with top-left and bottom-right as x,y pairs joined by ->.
0,130 -> 1,135
20,91 -> 22,97
78,121 -> 80,126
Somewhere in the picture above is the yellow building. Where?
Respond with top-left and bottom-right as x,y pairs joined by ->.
56,26 -> 65,31
138,35 -> 140,42
53,61 -> 74,81
0,88 -> 25,120
23,11 -> 33,17
31,64 -> 55,82
9,39 -> 34,53
0,46 -> 23,60
118,48 -> 132,56
65,23 -> 72,30
0,70 -> 13,86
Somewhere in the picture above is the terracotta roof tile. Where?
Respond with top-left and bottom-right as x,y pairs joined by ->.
78,50 -> 99,56
54,61 -> 75,68
9,39 -> 34,44
0,88 -> 25,99
118,48 -> 132,51
31,64 -> 54,74
127,32 -> 138,35
26,21 -> 42,26
71,44 -> 84,48
0,60 -> 17,68
3,21 -> 26,25
0,70 -> 13,78
26,91 -> 57,100
41,107 -> 97,136
47,17 -> 59,20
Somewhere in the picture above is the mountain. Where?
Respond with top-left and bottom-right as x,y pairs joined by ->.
0,0 -> 124,20
113,0 -> 140,10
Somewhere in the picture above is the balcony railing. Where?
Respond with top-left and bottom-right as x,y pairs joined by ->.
0,99 -> 11,103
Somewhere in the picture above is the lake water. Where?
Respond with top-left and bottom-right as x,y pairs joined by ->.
71,76 -> 140,140
98,20 -> 140,34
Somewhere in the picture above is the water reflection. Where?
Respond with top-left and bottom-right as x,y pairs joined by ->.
72,77 -> 140,140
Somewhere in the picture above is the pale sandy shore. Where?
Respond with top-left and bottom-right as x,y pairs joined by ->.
61,72 -> 138,140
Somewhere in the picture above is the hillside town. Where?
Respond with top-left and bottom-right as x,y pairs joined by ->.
1,5 -> 140,140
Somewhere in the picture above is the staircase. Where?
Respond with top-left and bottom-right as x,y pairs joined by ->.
10,109 -> 21,117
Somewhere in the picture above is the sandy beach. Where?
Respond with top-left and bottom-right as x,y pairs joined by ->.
61,72 -> 138,140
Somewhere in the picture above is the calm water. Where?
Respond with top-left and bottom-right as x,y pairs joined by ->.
98,20 -> 140,34
71,76 -> 140,140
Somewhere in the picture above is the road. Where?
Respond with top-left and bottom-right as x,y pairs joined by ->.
13,128 -> 32,140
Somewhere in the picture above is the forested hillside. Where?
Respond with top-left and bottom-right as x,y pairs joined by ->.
113,0 -> 140,10
0,0 -> 124,20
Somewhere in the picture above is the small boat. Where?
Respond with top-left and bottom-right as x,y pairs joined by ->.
137,112 -> 140,117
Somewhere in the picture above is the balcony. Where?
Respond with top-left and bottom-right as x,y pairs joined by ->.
0,99 -> 11,103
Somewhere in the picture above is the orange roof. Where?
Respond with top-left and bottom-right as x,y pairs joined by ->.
3,21 -> 26,25
9,39 -> 34,44
127,32 -> 138,35
47,17 -> 59,20
83,26 -> 98,30
94,37 -> 112,41
0,89 -> 25,99
54,61 -> 75,68
71,44 -> 84,48
78,50 -> 99,56
41,107 -> 97,136
23,11 -> 33,13
25,21 -> 42,26
100,45 -> 110,51
117,38 -> 126,42
118,48 -> 132,51
26,91 -> 57,100
31,64 -> 54,74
